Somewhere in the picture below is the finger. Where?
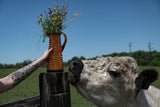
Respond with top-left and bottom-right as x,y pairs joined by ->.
48,48 -> 53,52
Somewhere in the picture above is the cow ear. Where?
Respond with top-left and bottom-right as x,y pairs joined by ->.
135,69 -> 158,95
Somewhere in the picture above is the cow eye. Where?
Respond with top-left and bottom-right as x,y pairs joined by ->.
108,70 -> 121,77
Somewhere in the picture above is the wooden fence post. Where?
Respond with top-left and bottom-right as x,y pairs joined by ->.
39,72 -> 71,107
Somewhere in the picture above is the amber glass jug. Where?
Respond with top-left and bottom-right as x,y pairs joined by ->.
47,32 -> 67,72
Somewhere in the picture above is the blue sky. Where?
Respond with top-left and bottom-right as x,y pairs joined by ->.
0,0 -> 160,64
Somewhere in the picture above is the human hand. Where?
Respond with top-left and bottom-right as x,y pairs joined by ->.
39,48 -> 53,64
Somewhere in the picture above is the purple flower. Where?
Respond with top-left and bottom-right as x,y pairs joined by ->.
48,8 -> 52,14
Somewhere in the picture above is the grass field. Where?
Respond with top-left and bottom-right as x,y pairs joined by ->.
0,66 -> 159,106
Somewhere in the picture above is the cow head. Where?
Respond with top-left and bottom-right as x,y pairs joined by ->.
68,57 -> 158,107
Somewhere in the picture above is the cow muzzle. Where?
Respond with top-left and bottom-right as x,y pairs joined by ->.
68,60 -> 84,85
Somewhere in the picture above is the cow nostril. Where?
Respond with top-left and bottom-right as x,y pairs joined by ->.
70,60 -> 83,69
72,60 -> 83,67
73,61 -> 79,66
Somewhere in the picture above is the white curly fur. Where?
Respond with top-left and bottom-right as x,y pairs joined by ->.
75,57 -> 160,107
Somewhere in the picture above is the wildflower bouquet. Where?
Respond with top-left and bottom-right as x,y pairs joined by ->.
38,0 -> 81,42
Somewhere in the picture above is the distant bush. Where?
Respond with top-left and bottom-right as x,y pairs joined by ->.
0,60 -> 32,69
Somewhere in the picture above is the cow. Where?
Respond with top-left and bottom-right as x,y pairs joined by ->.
68,56 -> 159,107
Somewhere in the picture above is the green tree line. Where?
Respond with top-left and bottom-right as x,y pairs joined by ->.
0,50 -> 160,68
102,50 -> 160,66
0,60 -> 32,69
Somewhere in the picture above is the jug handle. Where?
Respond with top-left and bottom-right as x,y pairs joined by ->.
59,32 -> 67,53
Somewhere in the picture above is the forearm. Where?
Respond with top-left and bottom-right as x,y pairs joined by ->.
8,58 -> 44,87
0,48 -> 52,93
0,60 -> 42,93
0,59 -> 43,93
